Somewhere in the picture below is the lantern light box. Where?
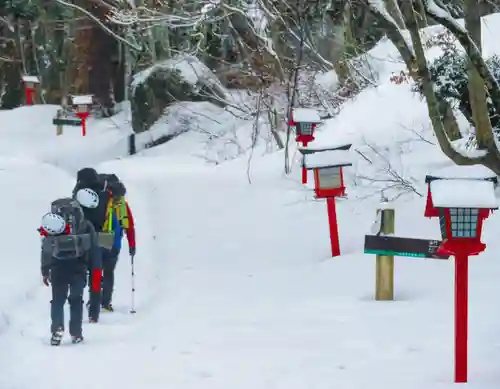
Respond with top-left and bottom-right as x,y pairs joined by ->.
298,143 -> 352,185
289,108 -> 322,147
71,94 -> 94,111
304,149 -> 352,198
22,75 -> 40,105
22,75 -> 40,88
70,95 -> 94,136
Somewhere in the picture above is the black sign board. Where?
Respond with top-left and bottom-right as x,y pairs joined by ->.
53,117 -> 82,126
364,235 -> 450,260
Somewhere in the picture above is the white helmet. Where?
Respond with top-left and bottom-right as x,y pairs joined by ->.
41,213 -> 66,235
76,188 -> 99,209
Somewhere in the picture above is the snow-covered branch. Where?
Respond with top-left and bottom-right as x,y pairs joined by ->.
422,0 -> 500,116
363,0 -> 416,69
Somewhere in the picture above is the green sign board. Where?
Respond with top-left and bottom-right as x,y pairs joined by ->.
364,235 -> 450,260
365,249 -> 430,258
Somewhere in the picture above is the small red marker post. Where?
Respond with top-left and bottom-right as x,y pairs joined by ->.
71,95 -> 93,137
425,166 -> 497,383
22,75 -> 40,105
304,147 -> 352,257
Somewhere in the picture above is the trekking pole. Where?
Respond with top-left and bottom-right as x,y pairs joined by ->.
130,254 -> 136,314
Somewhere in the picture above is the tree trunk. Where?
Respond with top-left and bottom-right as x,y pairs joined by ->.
464,0 -> 493,150
384,0 -> 405,29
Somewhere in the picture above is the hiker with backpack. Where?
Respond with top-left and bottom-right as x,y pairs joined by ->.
74,168 -> 137,314
99,178 -> 136,312
74,185 -> 111,323
39,198 -> 100,345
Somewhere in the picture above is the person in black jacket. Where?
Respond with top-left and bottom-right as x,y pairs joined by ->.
73,167 -> 112,322
39,198 -> 100,345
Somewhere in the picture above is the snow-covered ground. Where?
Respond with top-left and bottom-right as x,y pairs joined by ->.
2,12 -> 500,389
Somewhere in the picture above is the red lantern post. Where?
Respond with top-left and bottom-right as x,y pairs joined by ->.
424,166 -> 498,383
289,108 -> 322,184
22,75 -> 40,105
304,149 -> 352,257
71,95 -> 93,136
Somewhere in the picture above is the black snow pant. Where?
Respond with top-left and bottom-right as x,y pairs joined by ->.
50,262 -> 87,336
101,248 -> 119,307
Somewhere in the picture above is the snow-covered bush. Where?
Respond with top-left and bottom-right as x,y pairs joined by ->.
419,36 -> 500,133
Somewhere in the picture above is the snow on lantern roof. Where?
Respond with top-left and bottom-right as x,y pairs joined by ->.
71,95 -> 94,105
304,150 -> 353,169
426,165 -> 497,183
292,108 -> 321,123
430,179 -> 498,208
22,75 -> 40,83
298,143 -> 352,154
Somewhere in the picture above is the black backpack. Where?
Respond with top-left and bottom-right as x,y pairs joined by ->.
99,173 -> 126,197
48,198 -> 93,260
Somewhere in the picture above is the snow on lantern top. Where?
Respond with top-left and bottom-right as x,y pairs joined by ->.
22,75 -> 40,85
298,143 -> 352,155
71,95 -> 94,106
424,165 -> 498,218
291,108 -> 321,123
304,150 -> 352,169
430,179 -> 497,209
426,164 -> 497,183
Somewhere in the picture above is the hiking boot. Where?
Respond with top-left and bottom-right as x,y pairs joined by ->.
50,327 -> 64,346
102,304 -> 114,312
71,335 -> 84,344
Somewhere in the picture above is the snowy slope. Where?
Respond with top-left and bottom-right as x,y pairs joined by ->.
2,12 -> 500,389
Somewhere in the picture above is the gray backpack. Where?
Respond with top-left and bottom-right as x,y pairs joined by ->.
49,198 -> 92,261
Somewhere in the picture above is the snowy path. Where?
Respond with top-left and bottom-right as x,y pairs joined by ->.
1,157 -> 500,389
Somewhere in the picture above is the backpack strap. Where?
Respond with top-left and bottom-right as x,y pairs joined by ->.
102,198 -> 114,232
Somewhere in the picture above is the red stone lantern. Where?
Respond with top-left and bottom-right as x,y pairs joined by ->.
71,95 -> 94,136
424,165 -> 498,383
298,143 -> 352,184
22,75 -> 40,105
288,108 -> 321,147
304,149 -> 352,257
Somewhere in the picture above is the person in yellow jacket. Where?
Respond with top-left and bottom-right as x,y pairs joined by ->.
100,177 -> 136,312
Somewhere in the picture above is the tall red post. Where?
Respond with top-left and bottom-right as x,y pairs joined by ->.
302,167 -> 307,184
455,252 -> 469,383
25,88 -> 34,105
76,112 -> 89,136
326,197 -> 340,257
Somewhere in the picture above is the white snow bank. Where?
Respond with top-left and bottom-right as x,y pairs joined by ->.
0,157 -> 73,333
314,70 -> 339,91
431,179 -> 497,208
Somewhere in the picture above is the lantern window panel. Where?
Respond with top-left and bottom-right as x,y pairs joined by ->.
449,208 -> 479,238
318,167 -> 341,189
439,209 -> 447,239
297,122 -> 313,135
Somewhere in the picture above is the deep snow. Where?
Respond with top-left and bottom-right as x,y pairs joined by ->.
2,11 -> 500,389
